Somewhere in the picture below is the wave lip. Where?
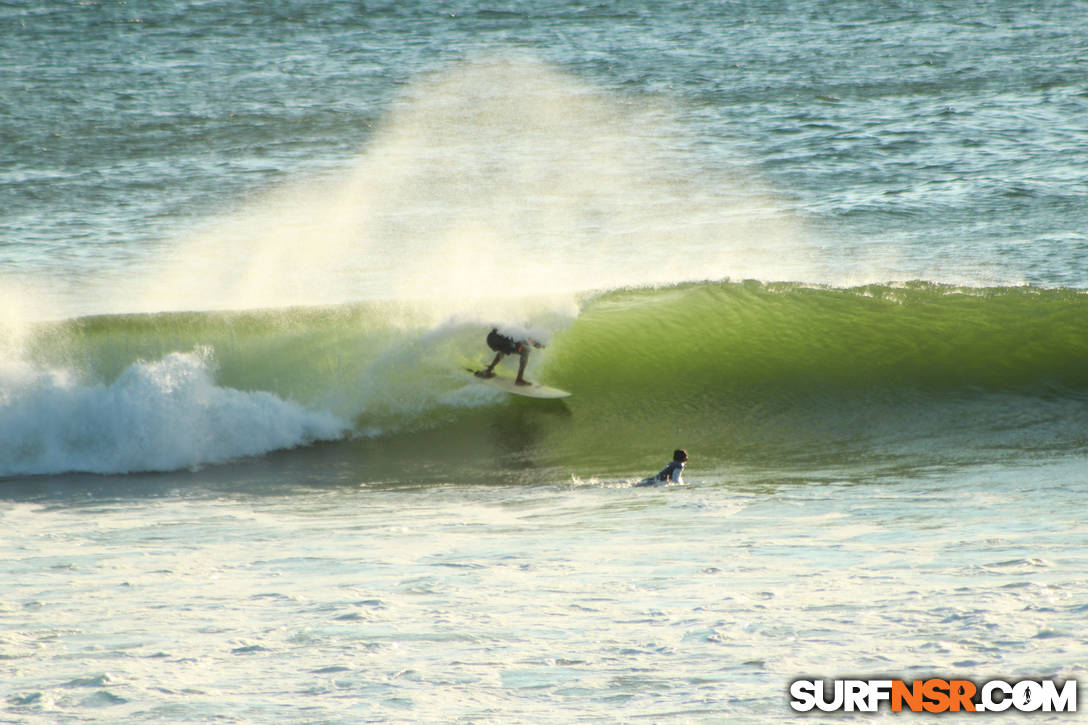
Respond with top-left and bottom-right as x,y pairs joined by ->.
0,348 -> 348,476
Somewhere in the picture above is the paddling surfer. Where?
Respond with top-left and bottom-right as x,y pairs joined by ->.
636,449 -> 688,486
475,327 -> 544,386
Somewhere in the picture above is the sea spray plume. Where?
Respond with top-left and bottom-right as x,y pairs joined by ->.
132,54 -> 805,316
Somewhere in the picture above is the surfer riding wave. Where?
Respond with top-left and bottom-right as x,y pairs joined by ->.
475,327 -> 544,386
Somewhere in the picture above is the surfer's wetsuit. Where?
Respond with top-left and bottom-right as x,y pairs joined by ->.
654,460 -> 685,484
635,450 -> 688,486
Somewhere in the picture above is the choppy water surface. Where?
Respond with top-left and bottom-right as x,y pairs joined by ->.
4,458 -> 1086,723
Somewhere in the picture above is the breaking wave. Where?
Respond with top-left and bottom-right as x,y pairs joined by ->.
3,280 -> 1086,476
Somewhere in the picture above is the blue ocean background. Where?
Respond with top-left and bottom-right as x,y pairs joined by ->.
2,1 -> 1086,722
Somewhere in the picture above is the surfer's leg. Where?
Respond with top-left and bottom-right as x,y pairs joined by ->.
514,348 -> 531,385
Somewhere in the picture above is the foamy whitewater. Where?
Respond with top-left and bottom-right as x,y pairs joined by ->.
2,1 -> 1086,722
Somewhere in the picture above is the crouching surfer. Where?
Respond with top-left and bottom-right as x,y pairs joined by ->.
636,449 -> 688,487
475,327 -> 544,386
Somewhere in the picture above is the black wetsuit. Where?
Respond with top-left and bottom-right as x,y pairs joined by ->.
656,460 -> 684,482
635,460 -> 685,487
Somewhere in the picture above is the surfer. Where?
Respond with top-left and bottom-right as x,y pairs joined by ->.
475,327 -> 544,386
636,449 -> 688,486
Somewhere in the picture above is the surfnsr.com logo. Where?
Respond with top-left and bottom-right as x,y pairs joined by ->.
789,678 -> 1077,714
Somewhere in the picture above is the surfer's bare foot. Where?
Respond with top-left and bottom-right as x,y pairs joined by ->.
515,378 -> 531,386
475,369 -> 495,379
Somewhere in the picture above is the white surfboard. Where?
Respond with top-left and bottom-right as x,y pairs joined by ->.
467,369 -> 571,399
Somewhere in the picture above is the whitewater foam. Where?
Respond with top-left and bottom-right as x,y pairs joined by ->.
0,347 -> 348,476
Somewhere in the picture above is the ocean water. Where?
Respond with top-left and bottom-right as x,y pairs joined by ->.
2,1 -> 1086,722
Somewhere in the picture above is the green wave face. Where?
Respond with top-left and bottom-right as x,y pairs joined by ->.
542,281 -> 1088,474
556,281 -> 1088,396
12,281 -> 1088,477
